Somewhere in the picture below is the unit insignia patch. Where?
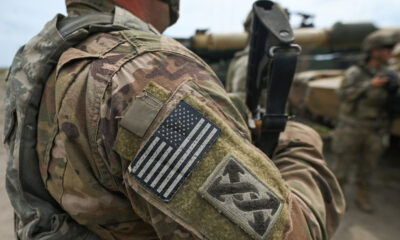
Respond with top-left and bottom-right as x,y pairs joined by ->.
199,155 -> 282,240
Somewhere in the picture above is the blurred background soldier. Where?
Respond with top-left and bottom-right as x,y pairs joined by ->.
331,29 -> 399,213
224,11 -> 253,122
225,6 -> 289,113
225,11 -> 252,99
389,42 -> 400,74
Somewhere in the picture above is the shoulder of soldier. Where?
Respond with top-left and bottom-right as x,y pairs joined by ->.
56,31 -> 133,79
105,30 -> 290,240
343,64 -> 370,83
108,41 -> 250,142
85,29 -> 250,141
233,46 -> 250,59
57,28 -> 216,81
54,28 -> 230,144
388,59 -> 400,73
229,47 -> 249,70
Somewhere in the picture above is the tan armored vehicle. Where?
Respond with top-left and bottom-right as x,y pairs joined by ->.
287,25 -> 400,136
290,69 -> 400,136
180,22 -> 400,136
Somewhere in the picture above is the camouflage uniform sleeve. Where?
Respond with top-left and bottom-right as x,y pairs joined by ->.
104,50 -> 344,239
337,65 -> 372,102
102,50 -> 250,239
273,121 -> 346,239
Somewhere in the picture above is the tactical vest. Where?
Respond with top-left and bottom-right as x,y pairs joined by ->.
339,64 -> 390,129
3,7 -> 158,240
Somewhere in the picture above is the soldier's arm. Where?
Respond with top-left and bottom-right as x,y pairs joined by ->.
337,66 -> 372,102
105,51 -> 344,239
273,121 -> 345,239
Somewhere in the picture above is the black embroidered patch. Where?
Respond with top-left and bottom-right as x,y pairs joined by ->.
199,155 -> 282,240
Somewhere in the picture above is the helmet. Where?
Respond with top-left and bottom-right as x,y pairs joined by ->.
362,29 -> 399,52
65,0 -> 115,13
161,0 -> 180,25
243,11 -> 253,33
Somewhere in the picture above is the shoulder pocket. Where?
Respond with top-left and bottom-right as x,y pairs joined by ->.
3,107 -> 17,145
3,72 -> 17,145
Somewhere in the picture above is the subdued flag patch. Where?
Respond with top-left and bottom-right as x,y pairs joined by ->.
128,100 -> 221,202
199,155 -> 283,240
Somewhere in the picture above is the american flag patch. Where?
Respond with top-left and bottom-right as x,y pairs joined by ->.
128,100 -> 221,202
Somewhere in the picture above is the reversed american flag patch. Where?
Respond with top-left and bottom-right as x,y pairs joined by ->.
128,100 -> 221,202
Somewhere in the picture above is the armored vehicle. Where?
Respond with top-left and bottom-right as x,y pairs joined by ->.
177,22 -> 400,137
286,25 -> 400,137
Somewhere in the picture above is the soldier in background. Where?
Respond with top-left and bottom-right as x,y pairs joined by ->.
332,29 -> 398,213
5,0 -> 345,239
226,6 -> 290,108
225,11 -> 252,101
389,42 -> 400,74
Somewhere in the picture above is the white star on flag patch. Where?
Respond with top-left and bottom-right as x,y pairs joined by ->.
128,100 -> 221,202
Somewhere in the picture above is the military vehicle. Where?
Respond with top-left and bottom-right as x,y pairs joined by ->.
180,21 -> 382,78
286,25 -> 400,137
176,22 -> 400,137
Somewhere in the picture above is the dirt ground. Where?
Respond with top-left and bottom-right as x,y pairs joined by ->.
1,72 -> 14,239
0,71 -> 400,239
327,143 -> 400,240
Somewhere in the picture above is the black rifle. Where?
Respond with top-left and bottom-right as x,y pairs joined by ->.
382,71 -> 400,115
246,0 -> 301,157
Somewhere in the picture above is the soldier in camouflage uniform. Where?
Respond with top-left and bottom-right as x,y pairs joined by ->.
226,7 -> 287,109
332,29 -> 398,213
389,42 -> 400,74
225,11 -> 251,99
6,0 -> 345,239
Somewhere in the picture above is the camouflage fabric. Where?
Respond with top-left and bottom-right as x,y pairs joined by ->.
389,43 -> 400,75
3,5 -> 159,240
389,58 -> 400,74
274,121 -> 345,239
336,63 -> 390,126
226,46 -> 249,96
225,46 -> 267,108
3,13 -> 103,240
35,7 -> 344,240
332,63 -> 391,188
332,121 -> 387,188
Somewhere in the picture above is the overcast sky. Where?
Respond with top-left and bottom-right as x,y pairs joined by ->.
0,0 -> 399,67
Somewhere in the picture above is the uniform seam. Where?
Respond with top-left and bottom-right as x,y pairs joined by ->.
59,153 -> 70,206
46,62 -> 91,189
92,49 -> 138,189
